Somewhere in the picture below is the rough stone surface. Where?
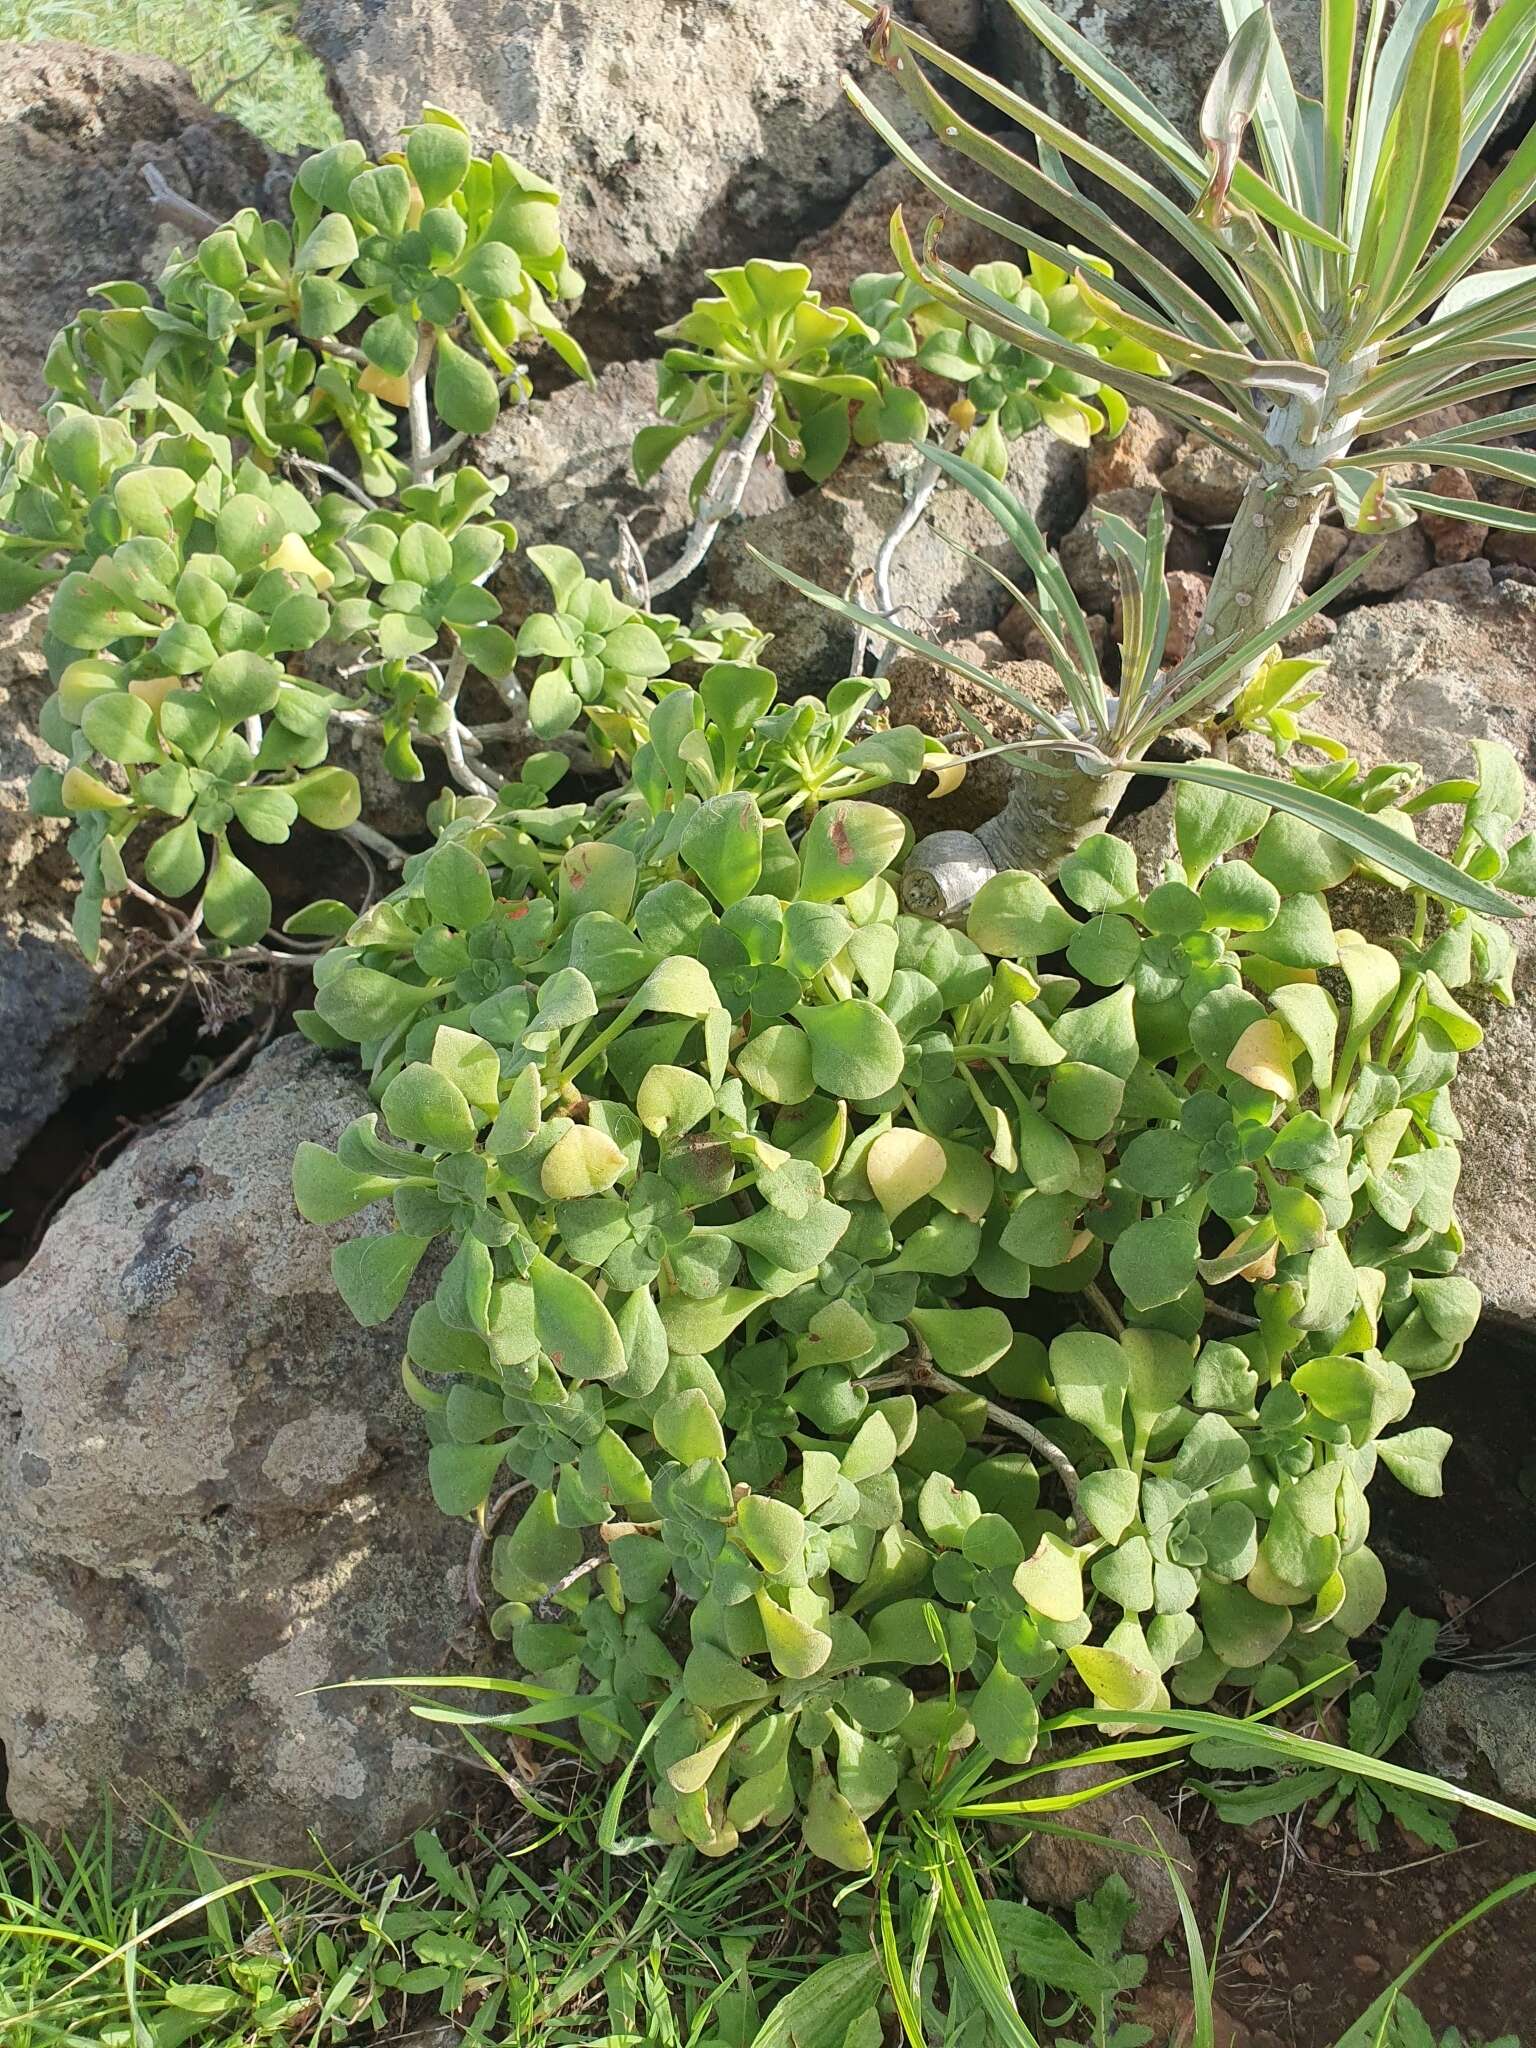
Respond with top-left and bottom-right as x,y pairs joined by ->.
1339,523 -> 1435,596
478,359 -> 791,609
883,642 -> 1062,835
0,1035 -> 478,1862
294,0 -> 915,340
1087,407 -> 1181,497
1420,467 -> 1490,565
709,430 -> 1086,684
1011,1761 -> 1195,1951
0,42 -> 280,429
1059,488 -> 1211,615
1162,436 -> 1249,530
1132,1988 -> 1250,2048
793,132 -> 1024,318
912,0 -> 985,51
1001,601 -> 1109,667
1415,1672 -> 1536,1810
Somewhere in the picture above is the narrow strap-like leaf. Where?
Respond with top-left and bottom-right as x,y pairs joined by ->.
1357,441 -> 1536,489
1388,102 -> 1536,327
1346,0 -> 1443,246
1358,403 -> 1536,460
1355,4 -> 1470,330
743,545 -> 1090,748
918,440 -> 1107,690
1398,487 -> 1536,534
1359,339 -> 1536,423
1131,758 -> 1524,916
1319,0 -> 1358,236
1070,268 -> 1324,406
841,70 -> 1248,355
1459,0 -> 1536,173
1132,549 -> 1382,740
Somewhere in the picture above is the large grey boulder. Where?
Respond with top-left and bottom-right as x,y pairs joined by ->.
708,430 -> 1086,684
0,41 -> 280,430
0,1035 -> 478,1862
293,0 -> 913,337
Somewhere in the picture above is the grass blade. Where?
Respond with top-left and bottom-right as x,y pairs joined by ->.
1047,1700 -> 1536,1832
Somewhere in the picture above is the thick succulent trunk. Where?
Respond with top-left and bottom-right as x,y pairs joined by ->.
901,363 -> 1374,922
1196,466 -> 1328,692
901,756 -> 1131,920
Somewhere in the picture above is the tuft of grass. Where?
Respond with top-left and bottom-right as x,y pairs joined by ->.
0,0 -> 341,155
0,1791 -> 835,2046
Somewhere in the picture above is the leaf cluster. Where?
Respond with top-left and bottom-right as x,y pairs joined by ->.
293,655 -> 1522,1868
635,251 -> 1155,501
1194,1607 -> 1456,1847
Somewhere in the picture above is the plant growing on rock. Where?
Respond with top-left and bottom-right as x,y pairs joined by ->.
832,0 -> 1536,888
292,637 -> 1525,1862
6,13 -> 1533,1895
1,113 -> 646,963
632,251 -> 1154,624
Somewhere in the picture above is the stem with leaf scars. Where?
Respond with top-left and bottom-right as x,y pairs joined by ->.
643,373 -> 779,602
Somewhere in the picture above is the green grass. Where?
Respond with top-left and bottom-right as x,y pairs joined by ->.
0,1790 -> 837,2046
0,0 -> 341,155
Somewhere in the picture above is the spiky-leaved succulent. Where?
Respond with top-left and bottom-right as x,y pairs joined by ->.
827,0 -> 1536,880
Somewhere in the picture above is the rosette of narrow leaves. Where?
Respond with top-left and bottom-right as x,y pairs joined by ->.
762,444 -> 1529,916
635,260 -> 890,494
839,0 -> 1536,679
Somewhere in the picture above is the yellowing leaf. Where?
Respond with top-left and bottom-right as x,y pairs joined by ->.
1013,1531 -> 1085,1623
540,1125 -> 627,1199
866,1127 -> 947,1221
1069,1643 -> 1162,1711
1226,1017 -> 1296,1099
269,530 -> 335,591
